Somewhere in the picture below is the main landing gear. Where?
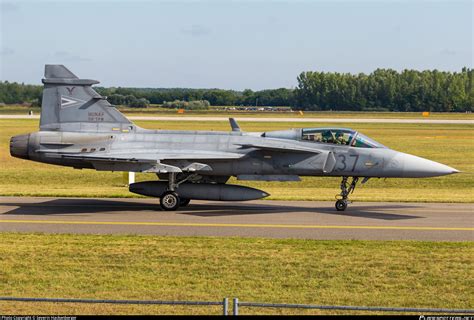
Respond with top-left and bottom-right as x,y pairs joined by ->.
159,172 -> 194,211
160,191 -> 180,211
335,176 -> 359,211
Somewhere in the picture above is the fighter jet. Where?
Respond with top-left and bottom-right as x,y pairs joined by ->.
10,65 -> 459,211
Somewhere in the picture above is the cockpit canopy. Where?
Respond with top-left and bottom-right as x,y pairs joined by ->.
301,128 -> 385,148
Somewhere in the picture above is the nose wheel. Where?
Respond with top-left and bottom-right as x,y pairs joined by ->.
335,199 -> 348,211
335,176 -> 359,211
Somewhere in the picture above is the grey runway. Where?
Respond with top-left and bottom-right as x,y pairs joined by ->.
0,197 -> 472,241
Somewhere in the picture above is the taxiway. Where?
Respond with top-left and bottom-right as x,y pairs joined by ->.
1,197 -> 472,241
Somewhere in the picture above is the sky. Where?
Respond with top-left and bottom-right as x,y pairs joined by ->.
1,0 -> 472,90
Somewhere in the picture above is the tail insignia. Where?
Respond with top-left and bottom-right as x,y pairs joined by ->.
60,96 -> 85,108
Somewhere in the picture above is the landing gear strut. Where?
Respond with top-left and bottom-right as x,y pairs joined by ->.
335,176 -> 359,211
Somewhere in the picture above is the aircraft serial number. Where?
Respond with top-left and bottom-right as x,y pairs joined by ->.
336,154 -> 359,172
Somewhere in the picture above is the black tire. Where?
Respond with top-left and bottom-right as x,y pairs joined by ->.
160,191 -> 180,211
180,198 -> 191,207
335,199 -> 347,211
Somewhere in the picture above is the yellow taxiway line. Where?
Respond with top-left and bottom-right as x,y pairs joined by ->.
0,219 -> 472,231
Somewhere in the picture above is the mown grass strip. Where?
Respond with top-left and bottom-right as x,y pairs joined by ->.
0,233 -> 472,314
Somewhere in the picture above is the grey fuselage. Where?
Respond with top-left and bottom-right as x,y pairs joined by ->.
14,125 -> 457,180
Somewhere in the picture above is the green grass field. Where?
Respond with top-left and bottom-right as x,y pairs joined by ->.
0,233 -> 472,315
1,119 -> 473,202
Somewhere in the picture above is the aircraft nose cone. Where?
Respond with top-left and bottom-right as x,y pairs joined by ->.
10,134 -> 30,160
398,153 -> 459,177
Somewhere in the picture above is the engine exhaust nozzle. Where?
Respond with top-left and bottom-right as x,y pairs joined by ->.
10,134 -> 30,160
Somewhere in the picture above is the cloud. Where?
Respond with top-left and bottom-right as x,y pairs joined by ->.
54,51 -> 91,62
0,47 -> 14,56
180,24 -> 211,37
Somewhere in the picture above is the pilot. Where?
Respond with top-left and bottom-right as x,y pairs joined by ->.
335,131 -> 346,145
321,130 -> 333,143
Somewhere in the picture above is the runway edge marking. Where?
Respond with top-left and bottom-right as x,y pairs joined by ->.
0,219 -> 472,231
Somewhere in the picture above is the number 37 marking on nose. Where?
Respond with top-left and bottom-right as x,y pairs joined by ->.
336,154 -> 359,172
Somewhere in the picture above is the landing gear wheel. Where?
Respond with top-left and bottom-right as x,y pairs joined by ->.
160,191 -> 180,211
180,198 -> 191,207
335,199 -> 348,211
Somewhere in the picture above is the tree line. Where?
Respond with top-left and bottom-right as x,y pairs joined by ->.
0,68 -> 472,111
97,87 -> 294,108
295,68 -> 473,112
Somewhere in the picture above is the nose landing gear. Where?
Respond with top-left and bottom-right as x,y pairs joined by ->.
335,176 -> 359,211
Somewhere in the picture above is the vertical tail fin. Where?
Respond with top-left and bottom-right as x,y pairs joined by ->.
40,65 -> 132,132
